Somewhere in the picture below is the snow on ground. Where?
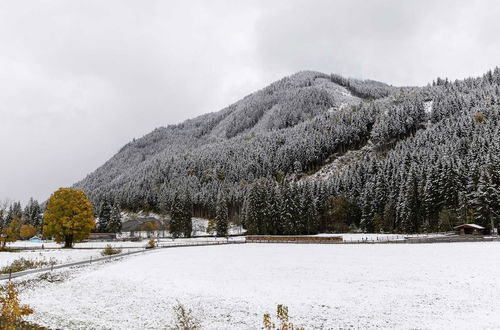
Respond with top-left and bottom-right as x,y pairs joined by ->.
18,242 -> 500,329
302,142 -> 375,183
7,236 -> 245,250
0,249 -> 104,268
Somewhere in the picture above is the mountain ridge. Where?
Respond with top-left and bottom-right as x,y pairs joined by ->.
73,68 -> 500,234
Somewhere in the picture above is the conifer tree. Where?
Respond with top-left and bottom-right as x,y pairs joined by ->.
97,197 -> 112,233
182,192 -> 193,238
422,166 -> 441,231
107,204 -> 122,233
170,194 -> 184,238
471,168 -> 498,231
23,198 -> 42,228
6,202 -> 22,225
215,191 -> 229,237
399,170 -> 421,233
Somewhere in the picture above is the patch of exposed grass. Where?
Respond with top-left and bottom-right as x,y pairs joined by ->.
0,248 -> 20,253
12,320 -> 51,330
0,257 -> 56,274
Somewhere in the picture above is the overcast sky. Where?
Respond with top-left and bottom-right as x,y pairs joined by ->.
1,0 -> 500,204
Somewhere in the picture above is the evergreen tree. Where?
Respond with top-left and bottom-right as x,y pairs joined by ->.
281,185 -> 300,235
6,202 -> 22,224
422,166 -> 441,231
182,192 -> 193,238
170,194 -> 184,238
215,191 -> 229,237
383,200 -> 396,232
107,204 -> 122,233
23,198 -> 42,228
471,168 -> 498,232
399,170 -> 421,233
97,198 -> 112,232
301,185 -> 319,234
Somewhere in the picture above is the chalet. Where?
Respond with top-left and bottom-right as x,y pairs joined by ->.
454,223 -> 484,235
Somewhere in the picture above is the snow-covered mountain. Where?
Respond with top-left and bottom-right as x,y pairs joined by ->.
73,71 -> 387,206
74,69 -> 499,234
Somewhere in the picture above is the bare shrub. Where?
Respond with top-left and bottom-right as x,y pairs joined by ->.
170,303 -> 200,330
101,244 -> 122,256
263,304 -> 304,330
146,239 -> 156,249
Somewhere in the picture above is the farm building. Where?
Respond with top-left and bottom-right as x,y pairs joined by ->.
120,217 -> 167,238
454,224 -> 485,235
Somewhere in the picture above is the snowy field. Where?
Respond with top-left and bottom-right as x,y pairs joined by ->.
0,249 -> 105,268
4,233 -> 441,252
15,242 -> 500,329
6,236 -> 245,250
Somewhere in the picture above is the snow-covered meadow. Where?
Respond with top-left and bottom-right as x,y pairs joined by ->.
0,249 -> 104,269
15,242 -> 500,329
6,236 -> 245,250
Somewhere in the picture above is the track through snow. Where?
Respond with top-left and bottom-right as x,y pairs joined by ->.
21,243 -> 500,329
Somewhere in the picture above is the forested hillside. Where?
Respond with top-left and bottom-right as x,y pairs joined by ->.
74,69 -> 500,234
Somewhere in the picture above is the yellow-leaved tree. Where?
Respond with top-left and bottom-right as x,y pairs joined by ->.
0,217 -> 21,250
19,224 -> 36,240
43,188 -> 95,248
0,283 -> 33,329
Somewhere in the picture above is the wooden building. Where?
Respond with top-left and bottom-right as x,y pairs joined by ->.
454,224 -> 485,235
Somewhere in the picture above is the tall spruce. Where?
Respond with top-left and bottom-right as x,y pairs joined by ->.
215,191 -> 229,237
107,204 -> 122,233
97,197 -> 112,232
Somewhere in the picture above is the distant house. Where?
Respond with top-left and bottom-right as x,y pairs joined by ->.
121,217 -> 166,238
122,217 -> 164,232
88,233 -> 117,241
29,236 -> 42,243
454,224 -> 485,235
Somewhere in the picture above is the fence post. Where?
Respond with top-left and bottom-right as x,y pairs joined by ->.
9,270 -> 12,281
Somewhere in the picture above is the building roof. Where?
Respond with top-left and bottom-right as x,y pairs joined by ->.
453,223 -> 485,230
122,217 -> 165,232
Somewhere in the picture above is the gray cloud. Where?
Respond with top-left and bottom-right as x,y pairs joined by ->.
0,0 -> 499,203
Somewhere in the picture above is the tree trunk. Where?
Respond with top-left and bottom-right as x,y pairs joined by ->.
64,234 -> 73,248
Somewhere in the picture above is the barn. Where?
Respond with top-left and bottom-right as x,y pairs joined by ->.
454,223 -> 485,235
